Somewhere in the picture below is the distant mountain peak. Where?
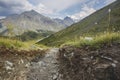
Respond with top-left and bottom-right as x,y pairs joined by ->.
29,10 -> 40,14
21,10 -> 41,17
30,9 -> 36,12
64,16 -> 72,20
53,16 -> 75,27
63,16 -> 74,26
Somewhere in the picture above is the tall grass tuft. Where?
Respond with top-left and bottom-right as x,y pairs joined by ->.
0,38 -> 24,48
62,32 -> 120,48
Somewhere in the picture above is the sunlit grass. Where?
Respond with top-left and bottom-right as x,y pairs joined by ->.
21,41 -> 49,50
0,32 -> 119,50
62,32 -> 120,48
0,38 -> 24,48
0,38 -> 48,50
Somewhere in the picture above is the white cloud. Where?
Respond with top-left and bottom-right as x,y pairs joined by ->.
70,0 -> 116,20
0,16 -> 6,19
0,0 -> 61,15
39,0 -> 85,13
0,0 -> 86,16
0,0 -> 116,18
0,0 -> 33,15
33,3 -> 53,14
104,0 -> 116,5
70,5 -> 96,20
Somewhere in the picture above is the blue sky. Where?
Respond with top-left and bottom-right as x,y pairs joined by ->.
0,0 -> 116,19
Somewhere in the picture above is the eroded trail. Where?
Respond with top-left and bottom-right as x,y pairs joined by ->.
27,48 -> 61,80
0,43 -> 120,80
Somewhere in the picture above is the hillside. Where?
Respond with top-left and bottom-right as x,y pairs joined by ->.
38,0 -> 120,46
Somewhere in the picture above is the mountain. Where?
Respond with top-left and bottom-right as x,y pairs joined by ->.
38,0 -> 120,46
54,16 -> 74,27
63,16 -> 75,26
0,10 -> 65,36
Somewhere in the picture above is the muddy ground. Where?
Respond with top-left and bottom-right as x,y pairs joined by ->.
58,42 -> 120,80
0,46 -> 45,80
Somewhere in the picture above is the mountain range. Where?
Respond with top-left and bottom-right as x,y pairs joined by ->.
54,16 -> 74,27
38,0 -> 120,46
0,10 -> 74,36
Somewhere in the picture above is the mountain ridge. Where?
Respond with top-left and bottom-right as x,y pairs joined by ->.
0,10 -> 74,36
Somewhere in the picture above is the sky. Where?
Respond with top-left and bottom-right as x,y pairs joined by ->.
0,0 -> 116,20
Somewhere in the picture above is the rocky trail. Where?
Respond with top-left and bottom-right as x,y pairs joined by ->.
27,48 -> 61,80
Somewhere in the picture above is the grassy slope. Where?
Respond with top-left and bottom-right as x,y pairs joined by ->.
62,32 -> 120,48
17,30 -> 53,41
38,0 -> 120,47
0,38 -> 48,50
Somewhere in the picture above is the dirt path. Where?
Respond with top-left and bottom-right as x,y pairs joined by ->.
27,48 -> 61,80
0,43 -> 120,80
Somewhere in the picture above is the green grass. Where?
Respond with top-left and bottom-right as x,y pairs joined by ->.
62,32 -> 120,48
17,30 -> 54,41
22,40 -> 49,50
0,38 -> 24,48
0,38 -> 48,50
0,32 -> 119,50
